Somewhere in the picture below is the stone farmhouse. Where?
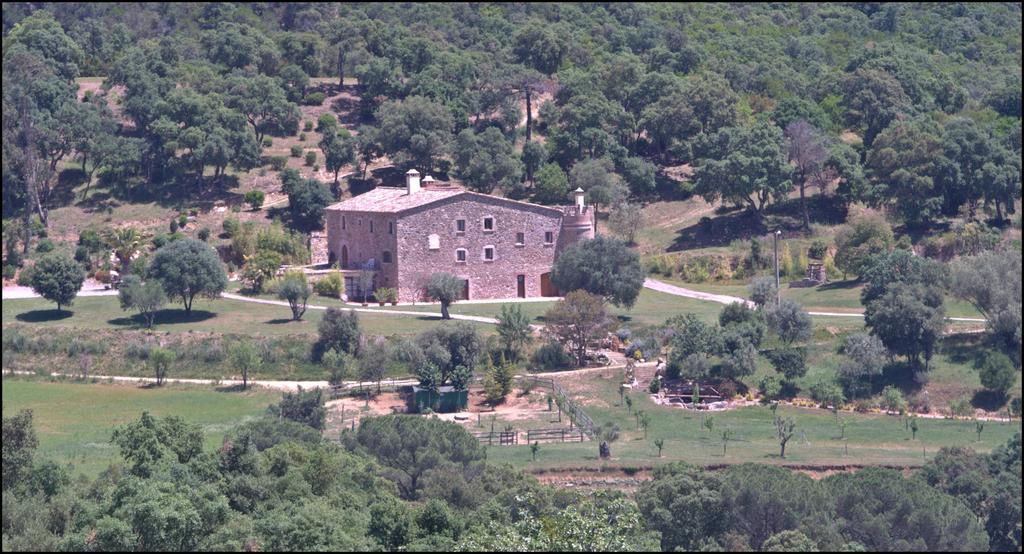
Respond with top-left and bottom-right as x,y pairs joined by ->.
324,169 -> 595,302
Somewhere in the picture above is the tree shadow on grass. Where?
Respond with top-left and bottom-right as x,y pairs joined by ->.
108,309 -> 216,328
668,210 -> 766,252
216,384 -> 249,393
972,390 -> 1008,412
16,309 -> 75,322
817,279 -> 860,291
940,334 -> 986,365
266,318 -> 295,325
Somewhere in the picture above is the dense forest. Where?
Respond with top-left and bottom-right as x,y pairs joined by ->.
3,3 -> 1021,235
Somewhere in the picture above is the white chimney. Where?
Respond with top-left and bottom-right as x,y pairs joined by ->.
574,187 -> 585,210
406,169 -> 421,195
422,175 -> 436,188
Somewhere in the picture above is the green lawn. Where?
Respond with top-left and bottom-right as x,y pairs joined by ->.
487,370 -> 1021,471
2,295 -> 494,337
239,287 -> 728,330
2,378 -> 279,477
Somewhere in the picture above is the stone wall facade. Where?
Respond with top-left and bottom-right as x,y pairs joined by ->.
396,195 -> 566,301
326,191 -> 595,302
324,210 -> 399,295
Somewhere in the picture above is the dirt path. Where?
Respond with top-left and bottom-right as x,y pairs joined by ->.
220,292 -> 501,325
643,278 -> 987,323
3,369 -> 416,393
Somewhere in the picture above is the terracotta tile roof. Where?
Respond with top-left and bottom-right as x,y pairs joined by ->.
326,187 -> 566,215
326,187 -> 464,213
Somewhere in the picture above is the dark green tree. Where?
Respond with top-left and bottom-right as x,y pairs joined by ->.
551,236 -> 644,308
29,252 -> 85,312
148,238 -> 228,315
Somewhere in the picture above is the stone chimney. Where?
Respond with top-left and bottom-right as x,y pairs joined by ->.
406,169 -> 421,195
574,187 -> 585,210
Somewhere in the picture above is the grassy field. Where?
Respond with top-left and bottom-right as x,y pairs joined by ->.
655,277 -> 986,318
1,377 -> 279,477
487,368 -> 1021,471
2,295 -> 495,337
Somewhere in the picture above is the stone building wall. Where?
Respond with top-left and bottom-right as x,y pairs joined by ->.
324,210 -> 398,291
395,195 -> 565,302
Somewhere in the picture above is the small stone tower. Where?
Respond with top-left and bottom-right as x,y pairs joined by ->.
558,187 -> 595,251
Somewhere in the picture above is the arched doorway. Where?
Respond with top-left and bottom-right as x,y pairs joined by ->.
341,245 -> 348,268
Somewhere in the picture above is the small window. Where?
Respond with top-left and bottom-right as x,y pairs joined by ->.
382,251 -> 392,264
483,246 -> 495,261
456,249 -> 467,262
544,231 -> 554,244
370,220 -> 374,233
483,217 -> 494,231
516,232 -> 525,245
456,219 -> 466,233
428,234 -> 440,250
388,221 -> 394,235
342,216 -> 346,230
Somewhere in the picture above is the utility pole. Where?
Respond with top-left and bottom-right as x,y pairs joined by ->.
774,230 -> 782,305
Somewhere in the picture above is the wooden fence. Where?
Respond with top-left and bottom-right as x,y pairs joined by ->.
526,427 -> 584,443
518,375 -> 596,439
471,430 -> 518,446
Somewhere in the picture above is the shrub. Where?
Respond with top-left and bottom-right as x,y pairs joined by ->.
35,239 -> 55,253
169,219 -> 178,233
262,137 -> 273,148
317,113 -> 337,133
302,92 -> 325,106
303,120 -> 314,132
16,266 -> 35,287
3,265 -> 15,279
977,351 -> 1016,396
530,342 -> 572,372
244,190 -> 265,211
808,239 -> 829,260
268,156 -> 287,171
759,374 -> 783,401
298,132 -> 307,142
949,397 -> 973,417
648,379 -> 661,393
374,287 -> 397,303
305,151 -> 317,166
314,271 -> 345,298
178,214 -> 188,228
197,227 -> 211,242
222,217 -> 240,238
94,269 -> 111,284
716,380 -> 738,399
290,145 -> 304,158
74,245 -> 90,265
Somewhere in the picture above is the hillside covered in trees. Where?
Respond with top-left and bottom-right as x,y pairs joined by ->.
3,3 -> 1021,237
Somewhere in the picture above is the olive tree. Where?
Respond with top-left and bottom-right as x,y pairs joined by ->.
277,270 -> 311,320
425,272 -> 463,319
118,274 -> 167,328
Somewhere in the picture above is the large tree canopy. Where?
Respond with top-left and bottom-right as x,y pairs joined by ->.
551,236 -> 645,308
147,238 -> 228,315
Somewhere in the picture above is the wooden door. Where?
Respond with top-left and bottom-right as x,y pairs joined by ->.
517,275 -> 526,298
